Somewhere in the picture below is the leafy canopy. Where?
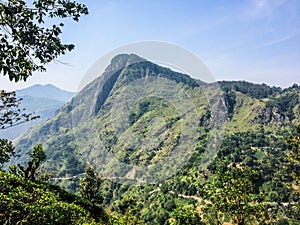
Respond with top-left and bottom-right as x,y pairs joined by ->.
203,166 -> 267,225
79,166 -> 103,205
0,90 -> 39,168
17,144 -> 46,181
0,138 -> 15,165
0,0 -> 88,82
0,90 -> 40,129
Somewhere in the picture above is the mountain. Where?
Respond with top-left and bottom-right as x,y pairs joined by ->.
0,84 -> 75,140
12,54 -> 300,224
13,53 -> 214,176
16,84 -> 74,102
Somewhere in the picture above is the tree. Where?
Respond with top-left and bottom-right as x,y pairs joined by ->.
286,125 -> 300,190
168,205 -> 203,225
0,170 -> 102,225
282,125 -> 300,222
0,80 -> 42,177
0,138 -> 15,165
0,0 -> 87,180
0,90 -> 39,129
203,166 -> 268,225
1,90 -> 39,167
79,166 -> 103,205
17,143 -> 46,181
0,0 -> 88,82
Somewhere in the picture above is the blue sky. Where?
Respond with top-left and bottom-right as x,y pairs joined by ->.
1,0 -> 300,91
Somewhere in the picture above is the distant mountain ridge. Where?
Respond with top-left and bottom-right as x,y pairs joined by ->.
0,84 -> 75,140
16,84 -> 74,102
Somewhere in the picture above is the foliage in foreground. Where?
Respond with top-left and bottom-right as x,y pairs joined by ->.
0,170 -> 109,225
0,141 -> 137,225
0,0 -> 88,82
0,90 -> 40,129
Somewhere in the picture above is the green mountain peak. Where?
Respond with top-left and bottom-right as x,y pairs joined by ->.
12,54 -> 300,193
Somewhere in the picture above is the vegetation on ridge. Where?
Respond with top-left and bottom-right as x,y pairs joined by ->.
7,55 -> 300,224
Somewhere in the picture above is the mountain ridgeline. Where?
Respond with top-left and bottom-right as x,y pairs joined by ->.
12,54 -> 300,224
0,84 -> 74,140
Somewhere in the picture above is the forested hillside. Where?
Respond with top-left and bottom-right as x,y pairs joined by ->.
2,54 -> 300,224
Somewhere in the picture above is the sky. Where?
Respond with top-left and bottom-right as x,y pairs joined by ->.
1,0 -> 300,92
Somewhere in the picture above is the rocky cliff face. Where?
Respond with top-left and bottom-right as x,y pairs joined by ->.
252,106 -> 284,124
